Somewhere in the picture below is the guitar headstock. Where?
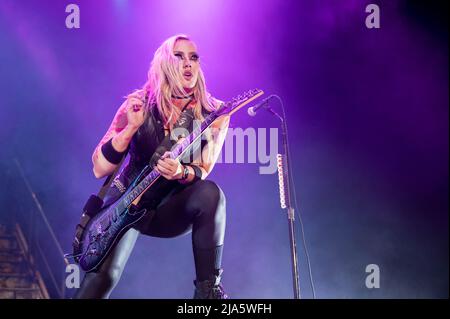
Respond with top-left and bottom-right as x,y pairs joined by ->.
216,89 -> 264,116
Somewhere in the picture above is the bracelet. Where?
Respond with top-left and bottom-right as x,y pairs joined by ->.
190,165 -> 203,182
101,138 -> 127,164
181,165 -> 190,180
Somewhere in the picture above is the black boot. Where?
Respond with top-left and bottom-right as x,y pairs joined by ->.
193,269 -> 228,299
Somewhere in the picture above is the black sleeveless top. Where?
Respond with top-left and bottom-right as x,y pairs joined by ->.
129,105 -> 166,169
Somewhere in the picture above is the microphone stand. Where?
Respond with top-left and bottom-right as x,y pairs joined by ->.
266,105 -> 301,299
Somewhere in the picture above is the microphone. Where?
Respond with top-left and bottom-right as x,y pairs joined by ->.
247,95 -> 274,116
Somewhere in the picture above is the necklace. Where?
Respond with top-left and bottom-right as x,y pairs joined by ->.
171,93 -> 194,99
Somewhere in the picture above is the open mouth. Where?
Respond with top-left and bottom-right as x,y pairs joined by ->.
183,71 -> 193,80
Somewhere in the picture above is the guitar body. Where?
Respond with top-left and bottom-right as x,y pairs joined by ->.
78,184 -> 149,272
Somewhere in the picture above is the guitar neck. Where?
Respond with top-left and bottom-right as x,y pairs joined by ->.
122,89 -> 264,207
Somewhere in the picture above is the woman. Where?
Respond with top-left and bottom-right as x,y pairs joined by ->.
74,34 -> 230,299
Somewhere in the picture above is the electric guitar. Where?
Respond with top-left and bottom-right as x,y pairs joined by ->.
77,89 -> 264,272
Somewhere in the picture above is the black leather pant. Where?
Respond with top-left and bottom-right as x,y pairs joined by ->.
74,179 -> 226,299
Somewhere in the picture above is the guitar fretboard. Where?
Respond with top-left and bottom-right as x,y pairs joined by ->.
119,88 -> 263,208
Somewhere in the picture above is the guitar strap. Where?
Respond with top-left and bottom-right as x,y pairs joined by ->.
68,157 -> 126,262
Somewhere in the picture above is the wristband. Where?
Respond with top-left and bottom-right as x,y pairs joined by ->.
101,138 -> 127,164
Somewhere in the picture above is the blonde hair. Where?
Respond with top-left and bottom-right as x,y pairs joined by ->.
130,34 -> 219,128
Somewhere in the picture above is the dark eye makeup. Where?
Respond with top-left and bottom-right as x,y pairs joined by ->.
174,52 -> 199,61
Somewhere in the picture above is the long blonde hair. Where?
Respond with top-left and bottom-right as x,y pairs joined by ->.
131,34 -> 219,128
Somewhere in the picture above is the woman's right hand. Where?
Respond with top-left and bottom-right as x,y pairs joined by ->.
126,96 -> 146,130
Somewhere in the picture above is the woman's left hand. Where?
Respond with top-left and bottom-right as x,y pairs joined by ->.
155,152 -> 183,180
